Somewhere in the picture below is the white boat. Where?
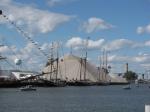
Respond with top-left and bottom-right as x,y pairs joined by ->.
20,85 -> 36,91
135,79 -> 139,87
123,85 -> 131,90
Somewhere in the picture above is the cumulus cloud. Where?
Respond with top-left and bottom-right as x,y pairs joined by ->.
104,39 -> 133,51
47,0 -> 76,7
108,53 -> 150,63
137,24 -> 150,34
101,52 -> 150,73
140,63 -> 150,70
145,40 -> 150,46
0,42 -> 58,71
82,17 -> 113,33
66,37 -> 144,51
47,0 -> 63,6
133,55 -> 149,63
108,55 -> 129,62
0,45 -> 10,53
66,37 -> 105,50
0,0 -> 72,34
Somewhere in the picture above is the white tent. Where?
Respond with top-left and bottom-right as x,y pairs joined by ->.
43,55 -> 107,82
43,55 -> 127,83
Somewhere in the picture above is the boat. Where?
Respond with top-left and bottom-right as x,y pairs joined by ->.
96,81 -> 110,86
73,80 -> 94,86
39,78 -> 66,87
135,79 -> 139,87
41,42 -> 67,87
123,85 -> 131,90
20,85 -> 36,91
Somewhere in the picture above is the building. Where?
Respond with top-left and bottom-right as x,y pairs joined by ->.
0,70 -> 38,81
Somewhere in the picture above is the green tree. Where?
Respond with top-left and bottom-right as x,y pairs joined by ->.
123,71 -> 138,81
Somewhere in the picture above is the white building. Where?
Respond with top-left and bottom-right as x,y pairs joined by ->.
11,71 -> 37,80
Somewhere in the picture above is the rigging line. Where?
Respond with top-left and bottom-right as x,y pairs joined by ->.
2,38 -> 19,59
0,37 -> 30,70
1,13 -> 49,59
5,59 -> 15,69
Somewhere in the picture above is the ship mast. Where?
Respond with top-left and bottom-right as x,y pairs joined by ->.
55,42 -> 59,82
84,37 -> 89,81
49,42 -> 54,80
79,58 -> 83,81
105,50 -> 108,80
98,55 -> 102,81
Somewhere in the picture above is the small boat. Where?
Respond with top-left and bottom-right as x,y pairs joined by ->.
20,85 -> 36,91
135,79 -> 139,87
123,85 -> 131,90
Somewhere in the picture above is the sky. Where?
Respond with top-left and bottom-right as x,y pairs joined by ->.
0,0 -> 150,74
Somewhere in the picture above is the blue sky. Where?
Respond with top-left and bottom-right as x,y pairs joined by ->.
0,0 -> 150,74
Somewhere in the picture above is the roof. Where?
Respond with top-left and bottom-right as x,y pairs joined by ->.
11,71 -> 37,80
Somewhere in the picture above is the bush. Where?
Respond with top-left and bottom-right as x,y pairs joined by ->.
123,71 -> 138,81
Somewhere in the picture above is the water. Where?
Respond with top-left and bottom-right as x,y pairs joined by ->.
0,84 -> 150,112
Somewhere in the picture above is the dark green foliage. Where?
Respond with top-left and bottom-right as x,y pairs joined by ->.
123,71 -> 138,81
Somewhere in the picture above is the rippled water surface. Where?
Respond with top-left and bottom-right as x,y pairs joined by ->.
0,84 -> 150,112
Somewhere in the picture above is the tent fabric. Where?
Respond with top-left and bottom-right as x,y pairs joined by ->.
43,55 -> 127,83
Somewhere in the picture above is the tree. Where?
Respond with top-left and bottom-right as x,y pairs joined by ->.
123,71 -> 138,81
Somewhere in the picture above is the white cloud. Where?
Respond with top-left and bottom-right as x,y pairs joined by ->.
0,33 -> 63,71
108,53 -> 150,63
108,55 -> 129,62
47,0 -> 75,7
137,26 -> 145,34
145,40 -> 150,46
137,24 -> 150,34
47,0 -> 63,7
106,53 -> 150,73
104,39 -> 136,51
133,56 -> 148,63
0,42 -> 55,71
0,46 -> 10,53
0,0 -> 72,34
140,63 -> 150,70
82,17 -> 113,33
66,37 -> 144,51
66,37 -> 105,50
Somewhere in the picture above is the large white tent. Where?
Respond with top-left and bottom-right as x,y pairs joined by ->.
43,55 -> 127,83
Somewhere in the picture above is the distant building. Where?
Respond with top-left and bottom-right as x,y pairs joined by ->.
11,71 -> 37,80
0,70 -> 38,81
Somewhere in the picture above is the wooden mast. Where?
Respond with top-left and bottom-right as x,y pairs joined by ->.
55,42 -> 59,82
79,58 -> 83,81
49,42 -> 54,80
98,55 -> 102,81
84,37 -> 89,81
